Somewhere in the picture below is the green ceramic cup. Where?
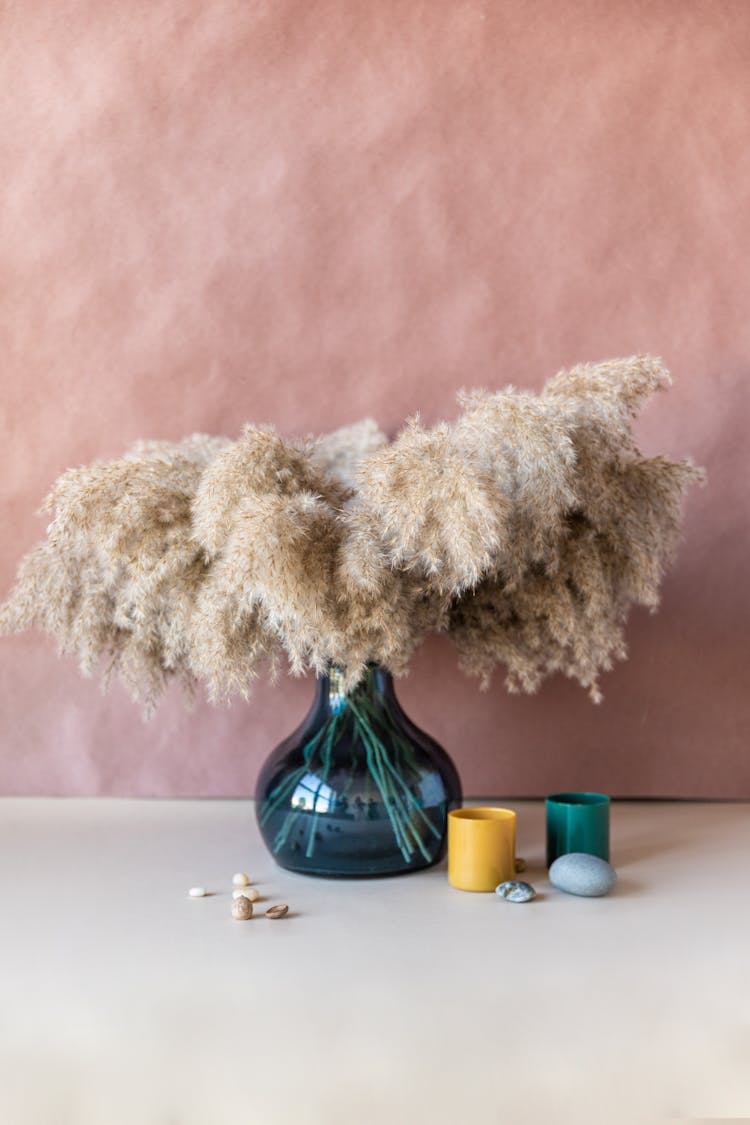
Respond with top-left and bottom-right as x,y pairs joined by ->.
545,792 -> 610,866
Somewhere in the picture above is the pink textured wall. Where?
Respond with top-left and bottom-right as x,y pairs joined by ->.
1,0 -> 748,797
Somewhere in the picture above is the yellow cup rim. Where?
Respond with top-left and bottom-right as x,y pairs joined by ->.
448,807 -> 516,823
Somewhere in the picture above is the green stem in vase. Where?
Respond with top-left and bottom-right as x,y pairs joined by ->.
304,707 -> 343,858
358,694 -> 442,841
259,722 -> 330,827
347,698 -> 424,863
345,698 -> 411,859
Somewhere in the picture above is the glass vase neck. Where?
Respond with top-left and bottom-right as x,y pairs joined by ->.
318,665 -> 392,716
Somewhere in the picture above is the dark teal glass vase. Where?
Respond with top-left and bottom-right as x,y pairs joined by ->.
256,666 -> 462,878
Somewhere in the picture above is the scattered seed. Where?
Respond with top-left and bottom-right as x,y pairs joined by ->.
265,904 -> 289,920
188,887 -> 207,898
515,858 -> 527,874
232,872 -> 250,887
232,897 -> 253,920
233,887 -> 260,902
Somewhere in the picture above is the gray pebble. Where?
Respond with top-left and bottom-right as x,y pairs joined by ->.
495,880 -> 536,903
549,853 -> 617,897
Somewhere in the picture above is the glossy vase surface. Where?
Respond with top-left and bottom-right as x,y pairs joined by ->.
256,666 -> 462,878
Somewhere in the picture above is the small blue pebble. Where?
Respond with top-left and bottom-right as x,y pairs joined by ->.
549,853 -> 617,897
495,880 -> 536,903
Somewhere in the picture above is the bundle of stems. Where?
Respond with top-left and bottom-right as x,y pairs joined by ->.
261,671 -> 442,862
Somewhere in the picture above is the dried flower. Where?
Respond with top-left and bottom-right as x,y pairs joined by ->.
0,356 -> 703,710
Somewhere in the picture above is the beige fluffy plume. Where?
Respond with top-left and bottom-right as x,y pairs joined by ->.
0,357 -> 703,712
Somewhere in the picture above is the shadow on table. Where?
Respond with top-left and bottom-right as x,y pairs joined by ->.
614,837 -> 692,866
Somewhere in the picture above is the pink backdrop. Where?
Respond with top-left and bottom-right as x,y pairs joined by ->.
1,0 -> 748,797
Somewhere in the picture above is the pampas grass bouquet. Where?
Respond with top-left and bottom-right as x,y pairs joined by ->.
1,355 -> 702,713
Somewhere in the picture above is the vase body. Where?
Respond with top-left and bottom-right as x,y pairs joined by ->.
255,666 -> 462,878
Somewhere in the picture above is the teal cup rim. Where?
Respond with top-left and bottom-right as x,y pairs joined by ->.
546,792 -> 610,807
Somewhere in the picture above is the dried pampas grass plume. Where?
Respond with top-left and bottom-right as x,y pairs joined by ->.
0,357 -> 703,712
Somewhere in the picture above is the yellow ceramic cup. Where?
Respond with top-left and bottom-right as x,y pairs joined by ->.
448,807 -> 517,892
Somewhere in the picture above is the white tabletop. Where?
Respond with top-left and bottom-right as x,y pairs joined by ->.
1,798 -> 748,1124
